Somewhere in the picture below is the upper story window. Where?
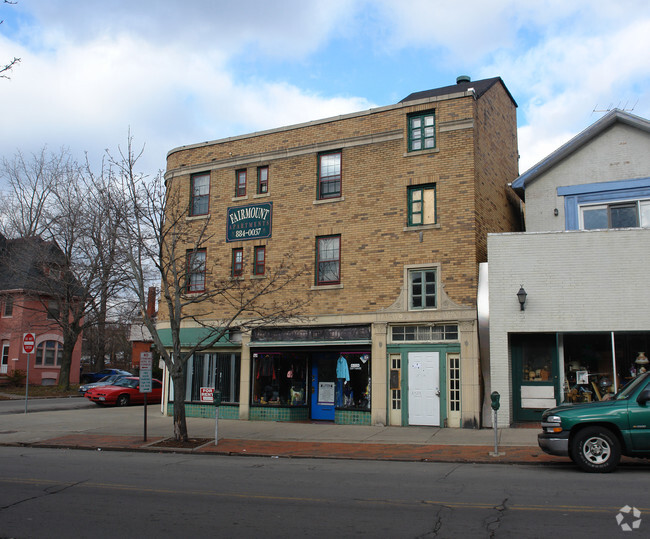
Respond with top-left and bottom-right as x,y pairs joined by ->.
316,235 -> 340,285
2,295 -> 13,317
318,151 -> 341,200
391,324 -> 458,342
408,112 -> 435,151
186,249 -> 206,293
257,166 -> 269,194
408,184 -> 436,226
581,200 -> 650,230
409,268 -> 437,310
254,246 -> 266,276
190,173 -> 210,216
35,340 -> 63,366
46,300 -> 60,320
232,248 -> 243,277
236,169 -> 247,198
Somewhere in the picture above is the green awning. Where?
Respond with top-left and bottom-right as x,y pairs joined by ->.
156,327 -> 239,348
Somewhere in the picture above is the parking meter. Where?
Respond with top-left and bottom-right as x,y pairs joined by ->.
490,391 -> 500,411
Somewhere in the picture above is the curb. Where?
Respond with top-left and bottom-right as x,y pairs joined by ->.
4,434 -> 565,465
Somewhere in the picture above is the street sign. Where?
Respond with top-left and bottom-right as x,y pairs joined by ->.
22,333 -> 35,354
139,351 -> 153,393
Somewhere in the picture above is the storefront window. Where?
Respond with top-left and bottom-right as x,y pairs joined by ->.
519,333 -> 554,383
335,353 -> 371,410
252,353 -> 308,406
185,352 -> 240,403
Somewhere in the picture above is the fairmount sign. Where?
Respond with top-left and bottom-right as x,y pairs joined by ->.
226,202 -> 273,242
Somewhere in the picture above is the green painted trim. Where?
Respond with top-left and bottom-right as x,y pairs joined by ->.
157,327 -> 239,348
166,402 -> 240,419
335,409 -> 371,425
387,343 -> 461,427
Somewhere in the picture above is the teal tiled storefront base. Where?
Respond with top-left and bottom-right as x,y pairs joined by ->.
249,406 -> 309,421
166,403 -> 240,419
335,409 -> 371,425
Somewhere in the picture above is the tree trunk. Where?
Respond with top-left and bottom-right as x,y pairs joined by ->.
57,335 -> 75,390
171,366 -> 188,442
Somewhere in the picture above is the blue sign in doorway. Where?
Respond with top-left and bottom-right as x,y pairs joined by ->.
311,356 -> 335,421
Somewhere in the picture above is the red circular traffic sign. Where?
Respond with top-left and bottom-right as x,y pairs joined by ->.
23,333 -> 35,354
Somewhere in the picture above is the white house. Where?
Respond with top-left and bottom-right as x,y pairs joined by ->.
486,109 -> 650,425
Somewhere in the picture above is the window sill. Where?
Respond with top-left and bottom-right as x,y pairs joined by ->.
251,274 -> 267,280
253,193 -> 270,199
186,214 -> 209,222
232,195 -> 248,202
313,196 -> 345,205
310,284 -> 344,290
403,224 -> 441,232
403,148 -> 439,157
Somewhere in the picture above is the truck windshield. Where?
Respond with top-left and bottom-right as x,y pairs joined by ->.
615,372 -> 650,400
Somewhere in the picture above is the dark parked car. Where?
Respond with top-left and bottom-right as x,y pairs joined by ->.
80,369 -> 132,384
78,373 -> 132,395
85,377 -> 163,406
539,371 -> 650,472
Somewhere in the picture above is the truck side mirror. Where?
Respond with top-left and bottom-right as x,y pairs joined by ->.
636,388 -> 650,405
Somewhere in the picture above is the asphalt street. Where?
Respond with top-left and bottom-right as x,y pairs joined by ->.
1,446 -> 647,538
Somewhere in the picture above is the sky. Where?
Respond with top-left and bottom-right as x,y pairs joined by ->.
1,0 -> 649,186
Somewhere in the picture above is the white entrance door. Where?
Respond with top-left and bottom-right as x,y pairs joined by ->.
408,352 -> 440,426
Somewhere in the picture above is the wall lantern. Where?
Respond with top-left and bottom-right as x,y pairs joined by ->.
517,286 -> 527,311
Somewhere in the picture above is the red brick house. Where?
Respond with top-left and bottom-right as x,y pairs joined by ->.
0,233 -> 82,385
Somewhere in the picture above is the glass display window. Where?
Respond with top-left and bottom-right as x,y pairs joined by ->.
335,352 -> 371,411
252,352 -> 308,407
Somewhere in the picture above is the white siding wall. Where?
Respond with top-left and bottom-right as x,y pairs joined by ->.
524,125 -> 650,232
488,228 -> 650,424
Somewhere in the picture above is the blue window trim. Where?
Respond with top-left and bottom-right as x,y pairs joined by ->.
559,177 -> 650,230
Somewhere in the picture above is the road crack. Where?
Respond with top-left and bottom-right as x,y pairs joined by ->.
484,497 -> 508,537
1,480 -> 88,511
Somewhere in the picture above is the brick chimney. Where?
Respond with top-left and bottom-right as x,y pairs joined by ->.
146,287 -> 157,318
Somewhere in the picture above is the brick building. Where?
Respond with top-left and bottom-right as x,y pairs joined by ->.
161,76 -> 520,428
0,234 -> 82,385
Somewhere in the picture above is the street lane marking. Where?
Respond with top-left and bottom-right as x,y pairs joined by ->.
1,477 -> 647,515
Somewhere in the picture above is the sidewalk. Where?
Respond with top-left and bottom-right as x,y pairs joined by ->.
2,396 -> 647,467
0,399 -> 573,465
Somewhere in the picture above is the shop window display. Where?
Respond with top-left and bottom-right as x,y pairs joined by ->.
252,353 -> 307,406
186,353 -> 240,403
335,353 -> 371,410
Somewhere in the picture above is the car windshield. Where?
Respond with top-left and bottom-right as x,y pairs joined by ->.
113,378 -> 138,389
97,376 -> 112,383
615,372 -> 650,400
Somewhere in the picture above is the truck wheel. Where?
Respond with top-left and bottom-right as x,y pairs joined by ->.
571,427 -> 620,473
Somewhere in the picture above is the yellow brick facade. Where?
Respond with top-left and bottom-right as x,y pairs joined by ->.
161,78 -> 520,428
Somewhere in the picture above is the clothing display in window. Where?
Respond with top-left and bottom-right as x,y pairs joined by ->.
336,355 -> 350,382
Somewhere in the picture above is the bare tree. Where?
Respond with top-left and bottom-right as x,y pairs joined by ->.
0,148 -> 129,389
1,0 -> 20,79
110,137 -> 310,441
0,147 -> 73,238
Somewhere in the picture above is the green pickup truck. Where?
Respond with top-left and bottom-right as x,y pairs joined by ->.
538,371 -> 650,472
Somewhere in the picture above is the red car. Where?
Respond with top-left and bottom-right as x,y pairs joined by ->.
85,377 -> 163,406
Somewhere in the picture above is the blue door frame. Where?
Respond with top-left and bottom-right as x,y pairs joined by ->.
311,356 -> 335,420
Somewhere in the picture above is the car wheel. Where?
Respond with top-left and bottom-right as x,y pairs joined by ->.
571,426 -> 621,473
116,394 -> 130,407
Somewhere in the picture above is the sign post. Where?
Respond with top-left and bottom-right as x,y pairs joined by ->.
140,352 -> 153,441
22,333 -> 35,414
